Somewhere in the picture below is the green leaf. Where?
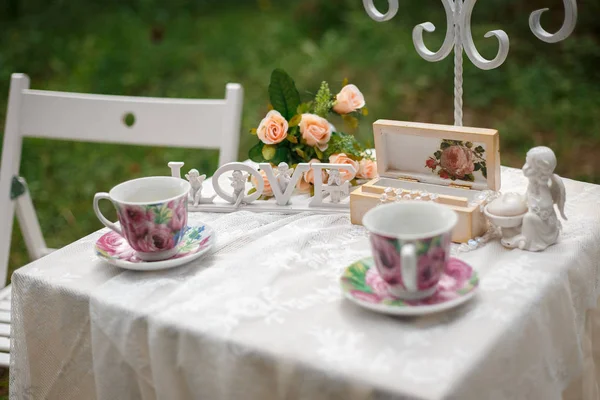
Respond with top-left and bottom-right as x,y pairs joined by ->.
10,176 -> 26,200
482,166 -> 488,178
475,145 -> 485,153
463,174 -> 475,182
314,147 -> 323,159
440,142 -> 450,150
474,163 -> 481,171
247,187 -> 257,195
287,135 -> 298,144
434,150 -> 442,160
262,144 -> 276,161
248,142 -> 265,162
271,146 -> 291,165
269,69 -> 301,120
465,141 -> 473,148
289,114 -> 302,127
297,102 -> 312,114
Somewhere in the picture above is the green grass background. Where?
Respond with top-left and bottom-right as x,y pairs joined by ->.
1,0 -> 599,286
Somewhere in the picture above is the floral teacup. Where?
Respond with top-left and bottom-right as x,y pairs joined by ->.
362,202 -> 458,300
93,177 -> 190,261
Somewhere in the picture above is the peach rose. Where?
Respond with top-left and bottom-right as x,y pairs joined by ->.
251,170 -> 274,197
257,110 -> 288,145
304,158 -> 328,185
296,176 -> 312,193
357,159 -> 378,179
333,84 -> 365,114
300,114 -> 331,151
329,153 -> 359,182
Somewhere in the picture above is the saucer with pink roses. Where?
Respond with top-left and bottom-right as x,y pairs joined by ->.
95,224 -> 215,271
340,257 -> 479,316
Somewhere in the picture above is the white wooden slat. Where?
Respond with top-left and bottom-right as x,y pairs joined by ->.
20,90 -> 227,149
219,83 -> 244,165
0,352 -> 10,367
0,74 -> 30,289
0,301 -> 10,312
0,323 -> 10,337
0,285 -> 11,301
0,352 -> 9,367
0,337 -> 9,352
16,189 -> 48,260
0,312 -> 10,324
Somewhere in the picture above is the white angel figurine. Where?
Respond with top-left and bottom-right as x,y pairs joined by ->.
324,169 -> 349,204
185,169 -> 206,206
229,170 -> 248,207
275,162 -> 293,193
504,146 -> 567,251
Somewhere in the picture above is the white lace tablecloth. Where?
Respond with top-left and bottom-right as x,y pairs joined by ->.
9,167 -> 600,400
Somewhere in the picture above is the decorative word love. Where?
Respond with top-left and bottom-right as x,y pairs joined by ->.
167,161 -> 357,214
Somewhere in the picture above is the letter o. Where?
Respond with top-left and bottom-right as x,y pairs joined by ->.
212,162 -> 263,204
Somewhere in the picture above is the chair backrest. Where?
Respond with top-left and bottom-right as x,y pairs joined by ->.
0,73 -> 244,286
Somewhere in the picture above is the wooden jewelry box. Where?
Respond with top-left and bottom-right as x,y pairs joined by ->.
350,120 -> 501,243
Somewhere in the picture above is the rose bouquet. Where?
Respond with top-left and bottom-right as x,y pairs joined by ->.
248,69 -> 377,195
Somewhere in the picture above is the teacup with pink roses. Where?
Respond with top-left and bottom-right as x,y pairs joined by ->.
248,69 -> 377,198
93,176 -> 190,261
362,201 -> 458,300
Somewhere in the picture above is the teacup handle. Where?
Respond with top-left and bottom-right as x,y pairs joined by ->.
401,244 -> 418,292
93,193 -> 123,236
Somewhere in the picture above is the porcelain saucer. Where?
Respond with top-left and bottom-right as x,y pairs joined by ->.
95,224 -> 215,271
340,257 -> 479,316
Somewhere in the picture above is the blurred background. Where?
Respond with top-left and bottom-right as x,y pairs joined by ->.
0,0 -> 598,283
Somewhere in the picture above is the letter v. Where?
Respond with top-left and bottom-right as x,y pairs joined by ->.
259,163 -> 310,206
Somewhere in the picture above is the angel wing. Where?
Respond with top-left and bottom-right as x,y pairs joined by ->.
550,174 -> 567,220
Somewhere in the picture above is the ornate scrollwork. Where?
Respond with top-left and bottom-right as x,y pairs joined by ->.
530,0 -> 578,43
362,0 -> 398,22
412,0 -> 455,62
461,0 -> 509,70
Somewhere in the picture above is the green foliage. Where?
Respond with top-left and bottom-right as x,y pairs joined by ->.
313,81 -> 334,118
268,69 -> 301,120
323,132 -> 364,160
249,142 -> 265,163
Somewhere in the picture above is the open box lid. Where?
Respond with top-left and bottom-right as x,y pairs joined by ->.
373,120 -> 501,191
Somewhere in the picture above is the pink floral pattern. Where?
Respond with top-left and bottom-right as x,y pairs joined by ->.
369,232 -> 451,292
95,225 -> 211,264
340,257 -> 478,307
425,139 -> 487,182
116,196 -> 187,254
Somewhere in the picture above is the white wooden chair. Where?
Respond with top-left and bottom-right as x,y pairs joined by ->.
0,73 -> 244,366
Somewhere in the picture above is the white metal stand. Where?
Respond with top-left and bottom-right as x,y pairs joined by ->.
363,0 -> 578,127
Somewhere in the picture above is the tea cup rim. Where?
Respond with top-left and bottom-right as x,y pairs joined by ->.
362,201 -> 458,240
109,176 -> 190,206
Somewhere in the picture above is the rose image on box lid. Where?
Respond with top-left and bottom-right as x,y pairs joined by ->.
371,120 -> 500,192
